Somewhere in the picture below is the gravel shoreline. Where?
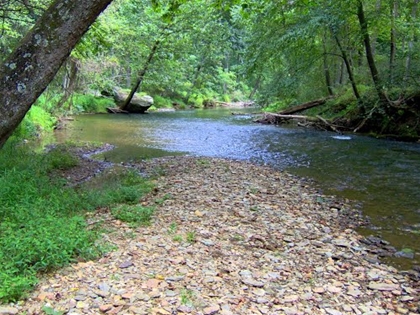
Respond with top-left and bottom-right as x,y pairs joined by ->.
5,155 -> 420,314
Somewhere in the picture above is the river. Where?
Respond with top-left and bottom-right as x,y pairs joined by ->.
55,108 -> 420,270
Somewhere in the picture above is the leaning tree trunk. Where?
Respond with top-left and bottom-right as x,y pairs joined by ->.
120,39 -> 160,111
332,32 -> 361,100
0,0 -> 113,148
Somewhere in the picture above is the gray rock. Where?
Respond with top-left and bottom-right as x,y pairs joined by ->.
241,278 -> 265,287
0,307 -> 19,315
113,88 -> 153,113
368,282 -> 399,291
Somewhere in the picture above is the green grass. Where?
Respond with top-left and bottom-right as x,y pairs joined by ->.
111,204 -> 154,227
70,93 -> 114,113
0,144 -> 154,302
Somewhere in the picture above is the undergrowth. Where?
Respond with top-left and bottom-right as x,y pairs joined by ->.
0,143 -> 153,302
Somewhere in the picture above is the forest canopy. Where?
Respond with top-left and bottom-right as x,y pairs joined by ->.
1,0 -> 420,145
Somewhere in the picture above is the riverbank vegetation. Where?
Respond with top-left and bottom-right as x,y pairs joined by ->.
1,1 -> 420,144
0,143 -> 154,302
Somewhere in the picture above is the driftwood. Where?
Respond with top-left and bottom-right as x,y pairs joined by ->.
278,98 -> 328,115
215,101 -> 255,107
255,113 -> 318,124
255,113 -> 342,133
106,107 -> 129,114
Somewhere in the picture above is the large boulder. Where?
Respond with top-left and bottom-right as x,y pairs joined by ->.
113,88 -> 153,113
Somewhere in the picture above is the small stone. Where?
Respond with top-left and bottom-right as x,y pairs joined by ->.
200,239 -> 215,246
368,282 -> 399,291
76,301 -> 86,309
166,275 -> 184,282
203,305 -> 220,315
0,307 -> 18,315
239,270 -> 253,277
313,287 -> 325,294
122,293 -> 134,299
327,285 -> 342,293
98,282 -> 111,292
74,295 -> 87,301
149,290 -> 161,298
241,278 -> 264,287
283,295 -> 299,303
94,289 -> 110,298
325,308 -> 343,315
119,261 -> 134,269
146,278 -> 161,289
253,288 -> 266,296
178,305 -> 193,313
136,293 -> 151,301
256,297 -> 269,304
165,290 -> 177,297
347,287 -> 361,297
332,239 -> 351,247
395,307 -> 408,314
99,304 -> 113,312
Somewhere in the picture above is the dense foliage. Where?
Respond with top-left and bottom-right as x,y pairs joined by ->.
0,143 -> 154,302
1,0 -> 419,140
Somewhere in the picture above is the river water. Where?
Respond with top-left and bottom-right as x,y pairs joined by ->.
56,108 -> 420,270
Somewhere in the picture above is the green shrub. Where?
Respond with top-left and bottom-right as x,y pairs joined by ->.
71,94 -> 114,113
0,144 -> 154,302
12,105 -> 57,141
111,204 -> 154,226
154,95 -> 173,108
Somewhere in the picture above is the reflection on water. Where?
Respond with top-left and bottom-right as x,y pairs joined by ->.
56,108 -> 420,269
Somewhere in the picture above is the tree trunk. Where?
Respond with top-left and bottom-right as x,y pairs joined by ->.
389,0 -> 398,84
57,57 -> 80,110
249,74 -> 261,99
120,39 -> 160,111
322,32 -> 334,96
332,32 -> 361,100
404,0 -> 419,84
0,0 -> 113,148
357,0 -> 387,102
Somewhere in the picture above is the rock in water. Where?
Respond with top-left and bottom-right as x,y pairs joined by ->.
113,88 -> 153,113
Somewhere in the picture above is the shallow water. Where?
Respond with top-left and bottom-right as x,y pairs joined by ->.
56,108 -> 420,269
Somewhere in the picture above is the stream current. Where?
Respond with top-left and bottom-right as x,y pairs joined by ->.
55,108 -> 420,270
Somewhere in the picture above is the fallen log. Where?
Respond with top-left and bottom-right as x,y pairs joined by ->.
278,98 -> 328,115
255,113 -> 343,133
255,113 -> 318,124
106,107 -> 129,114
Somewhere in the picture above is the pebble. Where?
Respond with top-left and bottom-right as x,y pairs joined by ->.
0,307 -> 18,315
368,282 -> 400,291
11,157 -> 420,315
203,305 -> 220,315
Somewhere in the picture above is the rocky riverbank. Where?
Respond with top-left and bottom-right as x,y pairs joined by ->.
5,155 -> 420,314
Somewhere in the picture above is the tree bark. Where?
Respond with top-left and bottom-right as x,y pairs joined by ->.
278,98 -> 328,115
57,57 -> 80,110
332,32 -> 361,100
404,0 -> 419,84
389,0 -> 398,84
357,0 -> 387,102
0,0 -> 113,148
120,39 -> 160,111
322,32 -> 334,96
